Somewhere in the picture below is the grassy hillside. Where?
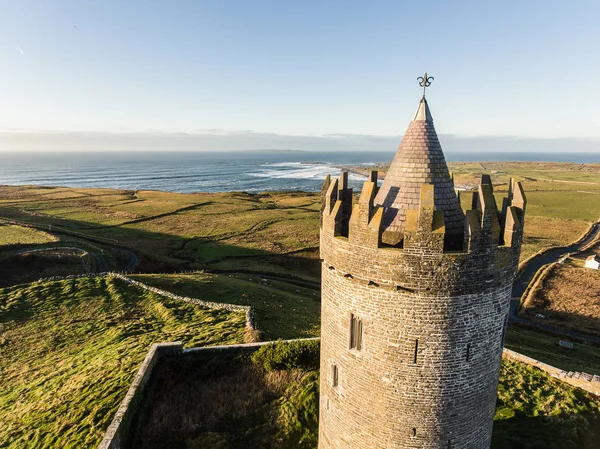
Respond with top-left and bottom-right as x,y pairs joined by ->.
0,276 -> 246,448
130,273 -> 320,340
493,359 -> 600,449
0,223 -> 57,247
0,250 -> 90,287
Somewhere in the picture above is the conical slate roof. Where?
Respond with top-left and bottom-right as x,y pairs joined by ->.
374,97 -> 464,240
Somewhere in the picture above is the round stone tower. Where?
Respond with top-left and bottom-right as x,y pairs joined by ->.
318,95 -> 526,449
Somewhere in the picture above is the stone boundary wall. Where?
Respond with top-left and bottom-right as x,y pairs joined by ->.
15,246 -> 88,255
520,262 -> 557,310
110,273 -> 255,330
98,338 -> 319,449
502,348 -> 600,396
33,272 -> 255,330
98,342 -> 182,449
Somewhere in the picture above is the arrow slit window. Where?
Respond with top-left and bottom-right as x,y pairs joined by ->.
349,314 -> 363,350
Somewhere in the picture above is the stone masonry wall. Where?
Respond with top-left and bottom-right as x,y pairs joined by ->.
319,263 -> 512,449
503,348 -> 600,396
98,342 -> 183,449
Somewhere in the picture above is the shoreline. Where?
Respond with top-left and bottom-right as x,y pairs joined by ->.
1,160 -> 599,195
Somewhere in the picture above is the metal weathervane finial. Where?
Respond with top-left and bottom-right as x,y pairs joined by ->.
417,72 -> 434,98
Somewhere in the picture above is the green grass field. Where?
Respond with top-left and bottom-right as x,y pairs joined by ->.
0,276 -> 246,448
492,359 -> 600,449
504,326 -> 600,375
130,273 -> 320,340
0,224 -> 57,247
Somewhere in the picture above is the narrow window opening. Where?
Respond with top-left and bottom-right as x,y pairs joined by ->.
500,313 -> 509,347
412,428 -> 417,437
448,439 -> 453,448
332,364 -> 339,387
466,343 -> 471,362
413,339 -> 419,364
349,314 -> 363,350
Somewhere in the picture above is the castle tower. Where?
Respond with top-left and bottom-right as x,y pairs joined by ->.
318,83 -> 526,449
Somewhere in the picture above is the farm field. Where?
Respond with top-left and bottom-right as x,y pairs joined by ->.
0,186 -> 322,276
0,276 -> 246,448
1,162 -> 598,281
0,224 -> 57,247
520,263 -> 600,337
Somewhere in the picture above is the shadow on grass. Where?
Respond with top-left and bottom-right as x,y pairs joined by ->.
504,325 -> 600,374
492,412 -> 600,449
131,346 -> 319,449
131,352 -> 286,449
0,208 -> 321,285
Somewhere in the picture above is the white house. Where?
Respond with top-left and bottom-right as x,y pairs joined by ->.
585,255 -> 600,270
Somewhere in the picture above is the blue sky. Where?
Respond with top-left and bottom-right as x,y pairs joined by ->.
1,0 -> 599,151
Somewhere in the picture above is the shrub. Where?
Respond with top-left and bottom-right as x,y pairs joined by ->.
251,339 -> 320,371
275,372 -> 319,448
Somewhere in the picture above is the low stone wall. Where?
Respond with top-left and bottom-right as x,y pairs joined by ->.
98,338 -> 319,449
15,246 -> 87,255
111,273 -> 255,330
503,348 -> 600,396
33,272 -> 255,330
98,342 -> 182,449
520,262 -> 557,310
97,340 -> 596,448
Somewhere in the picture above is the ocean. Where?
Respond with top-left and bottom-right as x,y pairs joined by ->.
0,151 -> 598,194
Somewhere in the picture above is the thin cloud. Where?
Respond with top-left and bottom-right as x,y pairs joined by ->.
0,129 -> 599,154
17,45 -> 24,55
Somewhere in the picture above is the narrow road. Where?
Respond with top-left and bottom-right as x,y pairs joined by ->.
14,245 -> 110,272
1,216 -> 138,272
509,221 -> 600,344
511,221 -> 600,300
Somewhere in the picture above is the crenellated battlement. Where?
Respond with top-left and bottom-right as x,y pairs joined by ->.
321,171 -> 526,256
319,171 -> 526,296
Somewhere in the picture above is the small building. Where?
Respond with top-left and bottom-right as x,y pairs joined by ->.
585,255 -> 600,270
